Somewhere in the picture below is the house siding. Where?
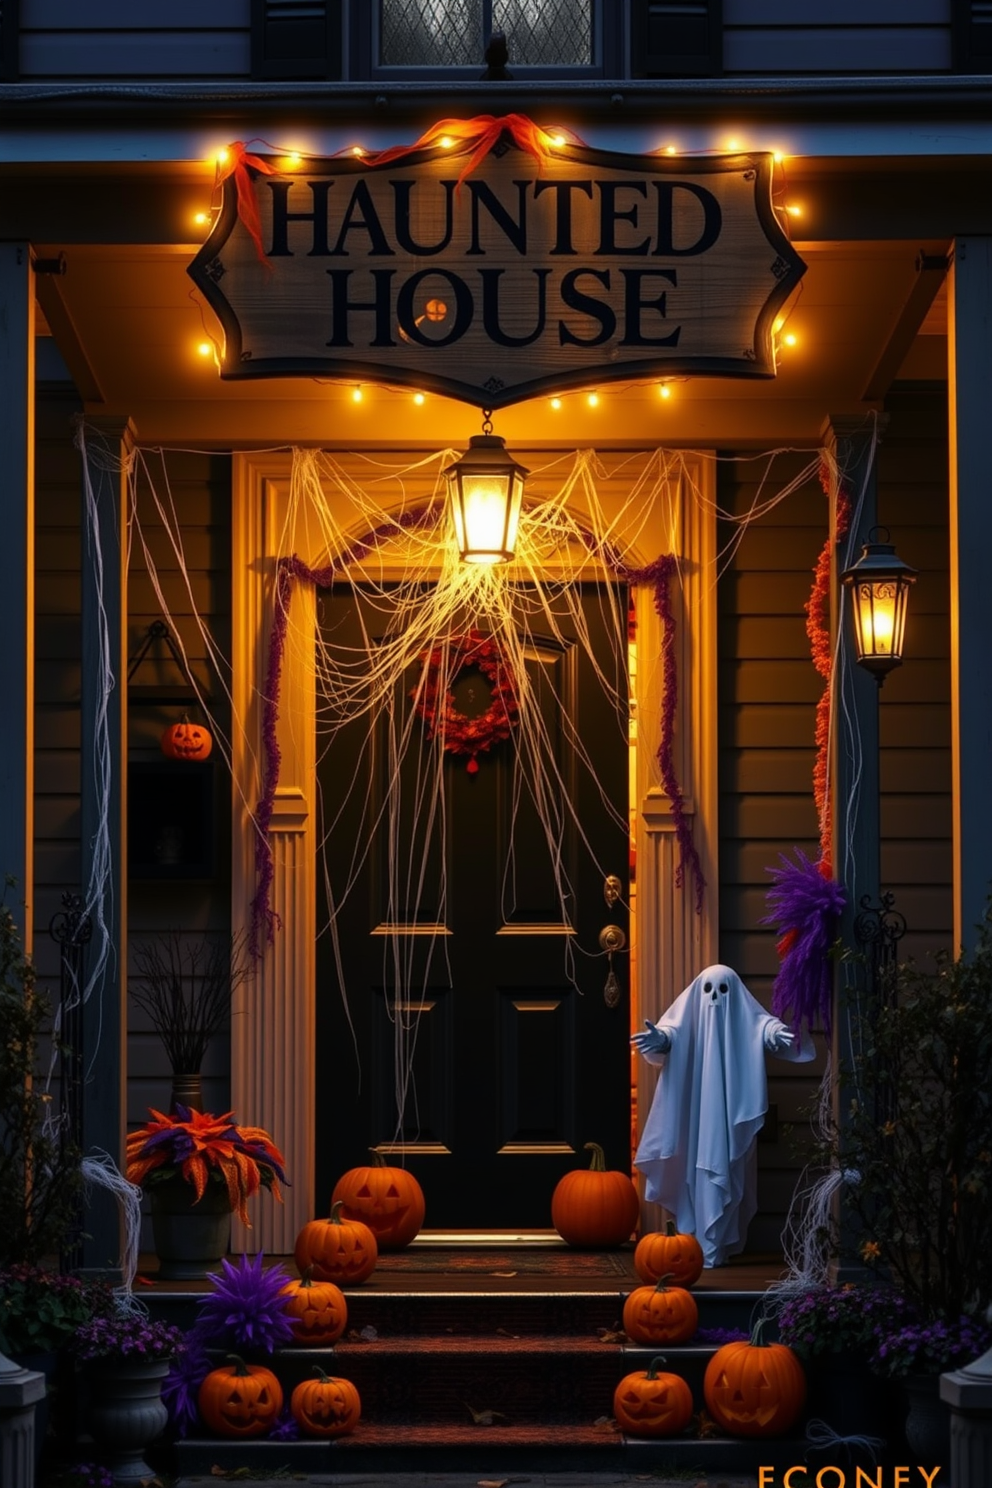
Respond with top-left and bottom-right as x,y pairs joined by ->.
723,0 -> 954,74
17,0 -> 251,79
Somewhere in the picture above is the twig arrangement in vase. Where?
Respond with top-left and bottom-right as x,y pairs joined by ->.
130,930 -> 253,1110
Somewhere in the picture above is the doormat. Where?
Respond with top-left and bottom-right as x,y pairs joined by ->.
373,1248 -> 635,1277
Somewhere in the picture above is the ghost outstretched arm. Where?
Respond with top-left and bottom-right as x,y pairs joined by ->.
763,1019 -> 794,1052
631,1019 -> 672,1066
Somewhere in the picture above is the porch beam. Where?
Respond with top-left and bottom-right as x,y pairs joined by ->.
948,236 -> 992,950
78,415 -> 133,1273
0,243 -> 35,949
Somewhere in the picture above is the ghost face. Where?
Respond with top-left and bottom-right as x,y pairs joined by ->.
701,970 -> 731,1009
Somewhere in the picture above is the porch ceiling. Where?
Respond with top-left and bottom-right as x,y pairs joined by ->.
21,163 -> 949,449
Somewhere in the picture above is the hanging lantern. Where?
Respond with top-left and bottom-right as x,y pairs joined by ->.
840,528 -> 916,685
445,413 -> 527,564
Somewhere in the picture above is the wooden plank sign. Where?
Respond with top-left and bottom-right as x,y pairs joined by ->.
188,135 -> 805,409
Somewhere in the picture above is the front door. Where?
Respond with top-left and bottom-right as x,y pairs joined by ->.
315,583 -> 630,1228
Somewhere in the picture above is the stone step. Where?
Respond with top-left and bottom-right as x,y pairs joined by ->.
174,1422 -> 808,1476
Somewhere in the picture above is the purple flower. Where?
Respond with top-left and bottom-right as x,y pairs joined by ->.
162,1327 -> 213,1438
72,1309 -> 184,1362
196,1251 -> 295,1354
269,1406 -> 301,1440
872,1314 -> 992,1378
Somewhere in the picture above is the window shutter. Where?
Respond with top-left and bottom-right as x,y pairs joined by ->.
1,0 -> 19,82
953,0 -> 992,71
629,0 -> 722,78
251,0 -> 341,80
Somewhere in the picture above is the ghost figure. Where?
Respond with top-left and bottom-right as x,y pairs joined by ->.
632,963 -> 815,1267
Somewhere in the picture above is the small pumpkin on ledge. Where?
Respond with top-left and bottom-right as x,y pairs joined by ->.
622,1274 -> 699,1346
634,1220 -> 705,1287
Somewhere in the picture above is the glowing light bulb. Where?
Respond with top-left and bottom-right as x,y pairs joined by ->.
773,151 -> 785,164
786,204 -> 803,218
215,147 -> 229,166
659,383 -> 672,400
413,392 -> 425,406
352,386 -> 363,403
197,341 -> 213,358
550,397 -> 562,410
665,145 -> 677,156
783,332 -> 798,347
194,211 -> 210,226
726,137 -> 740,151
352,145 -> 366,159
438,136 -> 454,149
549,133 -> 567,147
286,152 -> 303,168
587,393 -> 599,408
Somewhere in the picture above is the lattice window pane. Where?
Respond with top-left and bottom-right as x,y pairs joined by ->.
494,0 -> 592,65
380,0 -> 483,66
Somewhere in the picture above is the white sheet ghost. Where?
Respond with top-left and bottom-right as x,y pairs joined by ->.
632,963 -> 815,1267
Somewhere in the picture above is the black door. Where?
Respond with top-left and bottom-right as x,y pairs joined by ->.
315,583 -> 630,1228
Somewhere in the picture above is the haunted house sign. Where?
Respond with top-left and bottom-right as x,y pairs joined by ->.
189,133 -> 805,409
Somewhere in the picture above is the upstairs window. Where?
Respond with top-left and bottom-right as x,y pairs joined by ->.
359,0 -> 615,77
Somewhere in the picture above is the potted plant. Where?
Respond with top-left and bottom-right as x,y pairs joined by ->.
776,1283 -> 913,1443
0,884 -> 84,1267
871,1314 -> 992,1461
72,1308 -> 185,1482
126,1106 -> 288,1278
129,931 -> 253,1112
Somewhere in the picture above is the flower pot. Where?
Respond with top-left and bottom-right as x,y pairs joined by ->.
169,1071 -> 203,1112
902,1371 -> 951,1465
149,1176 -> 231,1280
86,1356 -> 171,1484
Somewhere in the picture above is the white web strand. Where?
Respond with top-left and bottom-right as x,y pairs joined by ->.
81,1151 -> 144,1311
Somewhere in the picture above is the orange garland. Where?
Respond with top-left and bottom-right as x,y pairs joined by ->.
805,457 -> 851,876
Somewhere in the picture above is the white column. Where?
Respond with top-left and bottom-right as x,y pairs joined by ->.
0,243 -> 35,949
948,237 -> 992,950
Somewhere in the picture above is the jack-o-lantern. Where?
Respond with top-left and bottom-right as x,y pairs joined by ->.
290,1366 -> 362,1438
613,1355 -> 693,1437
634,1221 -> 705,1288
331,1149 -> 425,1250
550,1141 -> 640,1248
198,1355 -> 283,1437
622,1275 -> 699,1346
281,1267 -> 348,1345
160,714 -> 212,761
703,1321 -> 806,1437
294,1199 -> 378,1284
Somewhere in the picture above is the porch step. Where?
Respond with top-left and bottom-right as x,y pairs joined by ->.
175,1422 -> 807,1475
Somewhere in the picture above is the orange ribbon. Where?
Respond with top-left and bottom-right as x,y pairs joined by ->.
368,113 -> 580,188
216,142 -> 284,266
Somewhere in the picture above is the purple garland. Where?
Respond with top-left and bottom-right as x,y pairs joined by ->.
621,554 -> 706,914
250,522 -> 704,955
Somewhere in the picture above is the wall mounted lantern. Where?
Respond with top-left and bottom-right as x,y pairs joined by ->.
841,527 -> 917,685
445,411 -> 527,564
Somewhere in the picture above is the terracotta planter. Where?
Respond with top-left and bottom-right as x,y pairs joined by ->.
86,1356 -> 171,1484
149,1176 -> 231,1280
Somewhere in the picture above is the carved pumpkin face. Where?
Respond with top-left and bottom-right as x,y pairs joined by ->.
331,1153 -> 426,1250
613,1361 -> 693,1437
622,1280 -> 699,1346
294,1201 -> 378,1284
703,1335 -> 806,1438
291,1371 -> 361,1438
282,1272 -> 348,1345
634,1224 -> 705,1287
198,1358 -> 283,1437
161,716 -> 212,761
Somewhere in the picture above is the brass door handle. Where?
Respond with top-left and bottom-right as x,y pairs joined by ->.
598,924 -> 627,954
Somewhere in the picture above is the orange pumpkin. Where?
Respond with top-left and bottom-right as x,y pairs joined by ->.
294,1199 -> 378,1284
290,1366 -> 362,1438
634,1221 -> 704,1288
161,714 -> 212,761
703,1320 -> 806,1437
281,1267 -> 348,1345
198,1355 -> 283,1437
622,1275 -> 699,1346
331,1149 -> 425,1250
551,1141 -> 639,1248
613,1355 -> 693,1437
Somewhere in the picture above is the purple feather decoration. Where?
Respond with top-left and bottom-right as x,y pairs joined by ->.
764,849 -> 846,1039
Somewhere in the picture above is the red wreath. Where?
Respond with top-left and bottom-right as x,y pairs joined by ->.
413,630 -> 519,773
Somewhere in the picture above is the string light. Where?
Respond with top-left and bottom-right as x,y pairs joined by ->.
286,152 -> 303,168
352,386 -> 364,403
658,384 -> 672,400
726,137 -> 740,151
783,332 -> 798,347
194,211 -> 210,227
548,133 -> 567,147
438,136 -> 454,149
197,341 -> 213,358
413,392 -> 426,406
587,393 -> 599,408
215,148 -> 229,167
550,397 -> 562,410
664,145 -> 677,156
351,145 -> 366,159
786,204 -> 803,218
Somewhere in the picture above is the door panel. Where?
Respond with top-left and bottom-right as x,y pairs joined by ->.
315,583 -> 629,1228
